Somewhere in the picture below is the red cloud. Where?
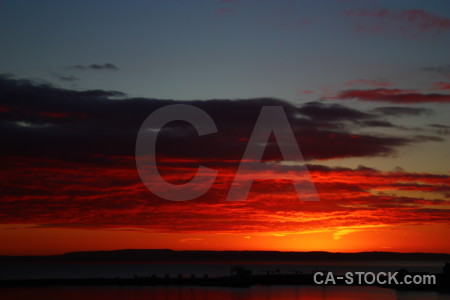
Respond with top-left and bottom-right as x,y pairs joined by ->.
345,8 -> 450,37
335,88 -> 450,103
1,156 -> 449,234
434,82 -> 450,90
38,111 -> 69,118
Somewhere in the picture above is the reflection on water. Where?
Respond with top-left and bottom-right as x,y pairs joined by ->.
0,286 -> 447,300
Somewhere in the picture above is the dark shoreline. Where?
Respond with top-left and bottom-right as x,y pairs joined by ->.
2,249 -> 450,263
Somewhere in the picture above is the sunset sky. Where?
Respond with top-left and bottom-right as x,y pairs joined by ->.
1,0 -> 449,255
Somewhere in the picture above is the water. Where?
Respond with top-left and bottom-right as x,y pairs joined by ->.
0,285 -> 448,300
1,261 -> 447,299
0,260 -> 445,280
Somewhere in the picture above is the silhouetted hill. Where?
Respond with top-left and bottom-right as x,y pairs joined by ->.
1,250 -> 449,263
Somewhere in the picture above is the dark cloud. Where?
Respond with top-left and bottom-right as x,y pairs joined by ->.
67,63 -> 118,71
413,135 -> 444,143
297,101 -> 374,122
428,124 -> 450,135
0,76 -> 441,165
421,64 -> 450,73
362,120 -> 395,127
54,74 -> 79,82
335,88 -> 450,103
429,124 -> 450,129
373,106 -> 433,116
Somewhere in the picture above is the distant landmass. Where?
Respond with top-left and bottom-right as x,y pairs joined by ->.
1,249 -> 450,262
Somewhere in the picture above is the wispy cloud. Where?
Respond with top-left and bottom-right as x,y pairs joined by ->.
433,82 -> 450,90
372,106 -> 433,117
422,64 -> 450,74
67,63 -> 118,71
53,74 -> 79,82
345,8 -> 450,37
334,88 -> 450,103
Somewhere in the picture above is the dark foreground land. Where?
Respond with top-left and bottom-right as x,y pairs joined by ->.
1,250 -> 449,292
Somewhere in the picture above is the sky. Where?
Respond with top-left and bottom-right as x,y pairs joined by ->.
0,0 -> 449,255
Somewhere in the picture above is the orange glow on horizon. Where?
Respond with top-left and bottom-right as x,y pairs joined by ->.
1,223 -> 449,256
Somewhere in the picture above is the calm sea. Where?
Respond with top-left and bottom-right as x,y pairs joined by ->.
0,285 -> 448,300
